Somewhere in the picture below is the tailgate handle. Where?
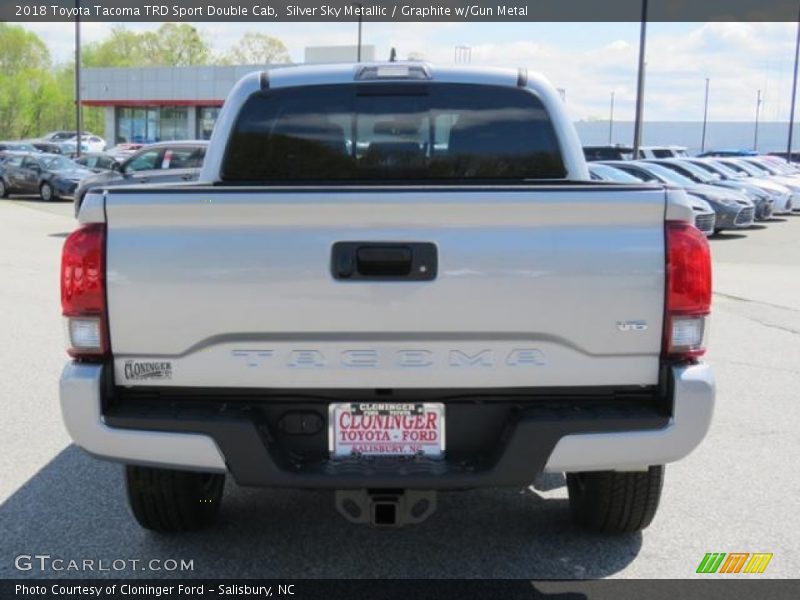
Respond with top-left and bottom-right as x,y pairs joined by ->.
357,246 -> 412,276
331,242 -> 437,281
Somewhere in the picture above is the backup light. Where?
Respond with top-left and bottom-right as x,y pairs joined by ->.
66,317 -> 103,351
669,316 -> 708,355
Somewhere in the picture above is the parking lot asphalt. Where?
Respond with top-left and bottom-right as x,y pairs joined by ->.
0,197 -> 798,579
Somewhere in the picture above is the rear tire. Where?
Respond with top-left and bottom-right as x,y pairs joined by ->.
566,466 -> 664,534
39,182 -> 55,202
125,465 -> 225,532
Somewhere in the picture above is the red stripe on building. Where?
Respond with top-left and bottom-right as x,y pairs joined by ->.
82,100 -> 225,107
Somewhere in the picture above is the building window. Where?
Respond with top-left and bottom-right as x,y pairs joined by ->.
116,106 -> 189,144
197,107 -> 220,140
160,107 -> 189,141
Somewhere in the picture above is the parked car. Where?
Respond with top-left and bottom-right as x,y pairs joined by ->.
59,134 -> 106,155
0,153 -> 93,201
767,151 -> 800,165
696,149 -> 759,158
73,153 -> 121,173
645,158 -> 774,221
714,158 -> 796,214
74,141 -> 208,216
0,141 -> 40,154
105,143 -> 145,162
636,145 -> 688,159
61,64 -> 715,534
601,160 -> 755,232
687,158 -> 795,217
741,156 -> 800,181
42,131 -> 98,143
31,141 -> 63,154
588,163 -> 716,235
583,144 -> 633,161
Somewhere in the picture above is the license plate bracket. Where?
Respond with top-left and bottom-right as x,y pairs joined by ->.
329,402 -> 445,458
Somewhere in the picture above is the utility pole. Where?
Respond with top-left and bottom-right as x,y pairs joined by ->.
787,8 -> 800,163
608,91 -> 616,144
75,0 -> 82,157
632,0 -> 648,159
754,89 -> 762,151
454,45 -> 472,64
700,78 -> 710,153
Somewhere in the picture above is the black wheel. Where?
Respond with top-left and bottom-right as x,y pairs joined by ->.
0,179 -> 7,198
39,182 -> 55,202
566,466 -> 664,534
125,465 -> 225,532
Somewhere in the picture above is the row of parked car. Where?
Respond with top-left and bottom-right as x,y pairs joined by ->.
0,131 -> 111,157
585,145 -> 800,235
0,139 -> 208,216
2,132 -> 799,233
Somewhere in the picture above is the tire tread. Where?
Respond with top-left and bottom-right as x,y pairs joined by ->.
567,466 -> 664,534
125,466 -> 224,532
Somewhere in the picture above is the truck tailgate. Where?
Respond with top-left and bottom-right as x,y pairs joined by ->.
105,185 -> 666,388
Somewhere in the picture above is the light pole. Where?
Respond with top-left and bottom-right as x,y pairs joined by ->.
700,78 -> 710,153
632,0 -> 648,159
753,89 -> 762,151
354,3 -> 363,62
75,0 -> 82,157
787,9 -> 800,163
608,91 -> 616,144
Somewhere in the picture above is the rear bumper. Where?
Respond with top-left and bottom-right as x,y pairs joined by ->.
60,362 -> 714,487
52,179 -> 78,199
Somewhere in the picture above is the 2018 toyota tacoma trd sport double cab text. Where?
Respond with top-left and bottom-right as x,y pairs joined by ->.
60,63 -> 715,533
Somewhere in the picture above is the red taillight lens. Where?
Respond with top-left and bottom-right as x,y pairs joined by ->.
664,220 -> 712,359
61,223 -> 108,359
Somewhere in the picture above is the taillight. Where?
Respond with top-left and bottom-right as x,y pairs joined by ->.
61,223 -> 108,359
664,220 -> 712,360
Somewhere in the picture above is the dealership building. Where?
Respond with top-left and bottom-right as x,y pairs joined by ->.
81,45 -> 376,145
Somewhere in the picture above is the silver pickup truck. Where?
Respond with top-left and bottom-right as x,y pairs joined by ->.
60,63 -> 714,533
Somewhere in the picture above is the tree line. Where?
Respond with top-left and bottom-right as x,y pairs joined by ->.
0,23 -> 290,141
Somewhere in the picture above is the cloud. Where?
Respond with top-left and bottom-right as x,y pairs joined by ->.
15,21 -> 800,122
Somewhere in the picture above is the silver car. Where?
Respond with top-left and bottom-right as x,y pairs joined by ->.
589,163 -> 716,235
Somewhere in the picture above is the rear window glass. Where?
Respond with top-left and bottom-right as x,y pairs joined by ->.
583,147 -> 633,161
652,149 -> 673,158
222,83 -> 566,182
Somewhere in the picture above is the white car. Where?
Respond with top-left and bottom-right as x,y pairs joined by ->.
636,145 -> 688,159
59,134 -> 106,154
716,158 -> 796,215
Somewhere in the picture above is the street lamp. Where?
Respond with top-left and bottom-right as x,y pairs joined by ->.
632,0 -> 648,159
608,90 -> 616,144
787,9 -> 800,163
753,89 -> 762,151
700,78 -> 710,153
354,3 -> 363,62
75,0 -> 82,157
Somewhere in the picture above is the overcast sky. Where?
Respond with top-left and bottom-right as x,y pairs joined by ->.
20,21 -> 799,122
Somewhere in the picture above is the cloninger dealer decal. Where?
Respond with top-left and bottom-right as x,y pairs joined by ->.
123,360 -> 173,381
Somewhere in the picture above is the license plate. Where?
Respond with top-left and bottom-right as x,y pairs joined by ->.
329,402 -> 445,458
